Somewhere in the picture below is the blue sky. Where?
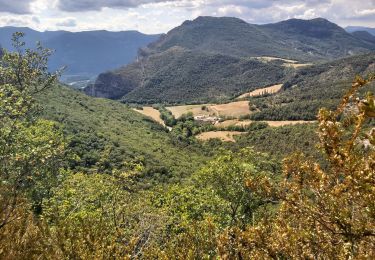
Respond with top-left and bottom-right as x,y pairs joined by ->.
0,0 -> 374,33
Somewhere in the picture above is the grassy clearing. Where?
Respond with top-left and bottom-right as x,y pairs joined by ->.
285,63 -> 313,68
255,56 -> 298,63
196,131 -> 245,142
265,120 -> 316,127
215,119 -> 315,128
255,56 -> 312,70
210,101 -> 251,117
133,107 -> 165,126
166,104 -> 212,118
236,84 -> 283,99
167,101 -> 251,119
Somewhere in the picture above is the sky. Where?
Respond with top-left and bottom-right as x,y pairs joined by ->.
0,0 -> 374,34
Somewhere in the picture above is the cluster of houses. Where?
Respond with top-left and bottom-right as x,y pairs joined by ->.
194,115 -> 221,124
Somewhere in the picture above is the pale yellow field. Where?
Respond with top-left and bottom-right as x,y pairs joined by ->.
166,104 -> 213,118
284,63 -> 313,68
266,120 -> 316,127
216,119 -> 315,128
215,120 -> 252,128
133,107 -> 165,126
196,131 -> 245,142
237,84 -> 283,99
256,56 -> 298,63
167,101 -> 251,119
210,101 -> 251,117
255,56 -> 312,69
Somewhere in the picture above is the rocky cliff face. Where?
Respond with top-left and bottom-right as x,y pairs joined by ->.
84,71 -> 138,99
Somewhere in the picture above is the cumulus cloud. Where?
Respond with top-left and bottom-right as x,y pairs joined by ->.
0,15 -> 40,28
57,0 -> 183,12
0,0 -> 35,14
56,18 -> 77,27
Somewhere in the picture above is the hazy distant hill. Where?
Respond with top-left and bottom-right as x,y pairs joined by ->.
86,17 -> 375,103
346,26 -> 375,36
351,31 -> 375,45
0,27 -> 160,79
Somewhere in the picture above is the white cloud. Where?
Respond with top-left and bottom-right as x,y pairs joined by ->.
0,0 -> 35,14
57,0 -> 183,12
56,18 -> 77,27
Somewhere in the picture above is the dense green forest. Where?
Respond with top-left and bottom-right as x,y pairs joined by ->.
37,85 -> 210,183
1,34 -> 374,259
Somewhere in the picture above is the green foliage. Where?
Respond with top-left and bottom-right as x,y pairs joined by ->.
37,85 -> 209,183
194,148 -> 281,227
0,33 -> 65,231
153,104 -> 177,126
222,76 -> 375,259
234,123 -> 320,159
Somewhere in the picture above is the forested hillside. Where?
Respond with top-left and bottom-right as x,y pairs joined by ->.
38,85 -> 209,183
86,47 -> 288,103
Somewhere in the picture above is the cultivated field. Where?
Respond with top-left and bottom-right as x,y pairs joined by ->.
196,131 -> 245,142
209,101 -> 251,117
167,101 -> 251,119
166,104 -> 212,118
285,63 -> 313,68
237,84 -> 283,99
215,119 -> 315,128
255,56 -> 298,63
133,107 -> 165,126
265,120 -> 315,127
255,56 -> 312,69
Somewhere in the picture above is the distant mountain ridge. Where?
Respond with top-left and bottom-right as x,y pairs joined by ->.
346,26 -> 375,36
351,31 -> 375,45
0,26 -> 160,79
142,17 -> 374,61
86,16 -> 375,103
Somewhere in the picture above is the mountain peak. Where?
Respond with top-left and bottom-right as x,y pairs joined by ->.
263,17 -> 346,38
181,16 -> 248,27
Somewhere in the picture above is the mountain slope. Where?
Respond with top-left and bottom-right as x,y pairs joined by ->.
143,16 -> 306,60
85,47 -> 288,103
0,27 -> 160,77
145,17 -> 374,61
86,17 -> 375,103
260,18 -> 375,59
351,31 -> 375,45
